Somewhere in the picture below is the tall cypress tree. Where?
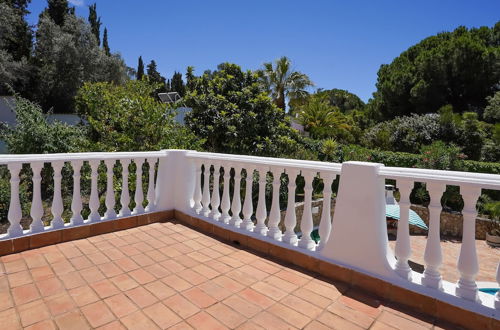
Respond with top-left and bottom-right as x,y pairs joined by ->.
88,3 -> 101,45
147,60 -> 167,93
46,0 -> 70,26
102,27 -> 110,55
137,56 -> 144,80
170,72 -> 186,97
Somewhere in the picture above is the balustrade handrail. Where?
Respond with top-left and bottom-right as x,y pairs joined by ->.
0,150 -> 166,164
380,166 -> 500,189
186,151 -> 342,173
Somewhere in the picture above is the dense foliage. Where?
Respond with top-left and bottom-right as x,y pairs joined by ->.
370,24 -> 500,120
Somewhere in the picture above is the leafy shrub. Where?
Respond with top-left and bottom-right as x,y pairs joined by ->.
419,141 -> 464,171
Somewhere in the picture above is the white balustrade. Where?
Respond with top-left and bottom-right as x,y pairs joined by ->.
422,182 -> 446,289
282,169 -> 299,245
456,185 -> 481,302
394,179 -> 413,280
104,159 -> 117,220
220,166 -> 231,224
241,167 -> 255,231
317,173 -> 335,250
145,158 -> 157,212
267,167 -> 282,240
30,162 -> 44,233
70,160 -> 84,226
193,160 -> 203,214
201,163 -> 211,217
119,159 -> 131,217
133,158 -> 145,214
229,166 -> 242,227
495,263 -> 500,309
7,163 -> 23,237
298,170 -> 316,250
210,164 -> 221,220
88,160 -> 101,222
50,161 -> 65,229
254,167 -> 269,236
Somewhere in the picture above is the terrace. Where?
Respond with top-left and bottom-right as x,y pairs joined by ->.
0,149 -> 499,329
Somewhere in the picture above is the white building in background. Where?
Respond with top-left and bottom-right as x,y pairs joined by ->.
158,92 -> 192,125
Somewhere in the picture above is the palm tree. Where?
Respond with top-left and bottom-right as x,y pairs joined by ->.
257,56 -> 313,111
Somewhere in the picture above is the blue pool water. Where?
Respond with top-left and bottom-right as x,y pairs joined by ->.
479,288 -> 499,295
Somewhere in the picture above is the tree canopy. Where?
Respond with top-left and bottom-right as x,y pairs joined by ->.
371,23 -> 500,120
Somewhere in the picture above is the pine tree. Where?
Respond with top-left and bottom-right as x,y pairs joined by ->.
88,3 -> 101,45
137,56 -> 144,80
147,60 -> 167,93
170,72 -> 186,97
46,0 -> 70,26
102,27 -> 110,55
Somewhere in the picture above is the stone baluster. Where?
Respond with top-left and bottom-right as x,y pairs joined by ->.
193,160 -> 203,214
88,160 -> 101,222
229,165 -> 242,227
241,167 -> 255,231
220,165 -> 231,224
283,169 -> 299,245
145,158 -> 157,212
133,158 -> 144,214
317,173 -> 335,251
255,167 -> 269,236
70,160 -> 84,226
298,170 -> 316,250
119,159 -> 131,217
422,182 -> 446,289
201,163 -> 211,217
394,179 -> 413,280
456,185 -> 481,302
7,163 -> 23,237
495,262 -> 500,309
210,164 -> 221,220
104,159 -> 117,220
50,161 -> 65,229
267,167 -> 283,240
30,162 -> 44,233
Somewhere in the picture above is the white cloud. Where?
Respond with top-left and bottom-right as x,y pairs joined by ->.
69,0 -> 85,6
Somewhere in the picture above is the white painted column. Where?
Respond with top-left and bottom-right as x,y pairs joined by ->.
88,160 -> 101,222
220,165 -> 231,224
298,170 -> 316,250
456,185 -> 481,302
267,167 -> 282,240
30,162 -> 44,233
422,182 -> 446,289
193,160 -> 203,214
70,160 -> 84,226
119,159 -> 131,217
495,263 -> 500,309
394,179 -> 413,280
210,164 -> 221,220
104,159 -> 117,220
254,167 -> 268,236
317,173 -> 335,251
201,163 -> 211,217
283,169 -> 299,245
241,167 -> 255,231
230,165 -> 242,227
145,158 -> 157,212
133,158 -> 144,214
7,163 -> 23,237
51,161 -> 65,229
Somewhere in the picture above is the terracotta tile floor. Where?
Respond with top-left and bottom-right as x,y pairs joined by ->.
388,236 -> 500,283
0,221 -> 466,329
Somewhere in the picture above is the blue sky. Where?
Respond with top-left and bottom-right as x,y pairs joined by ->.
27,0 -> 500,102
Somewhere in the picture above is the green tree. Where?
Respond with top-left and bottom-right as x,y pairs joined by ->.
137,56 -> 144,80
76,80 -> 202,151
146,60 -> 166,93
484,91 -> 500,123
185,66 -> 195,91
257,56 -> 313,111
0,0 -> 32,61
183,63 -> 299,156
170,72 -> 185,96
46,0 -> 71,26
460,112 -> 484,160
102,27 -> 110,55
371,23 -> 500,120
87,3 -> 101,45
316,88 -> 365,113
